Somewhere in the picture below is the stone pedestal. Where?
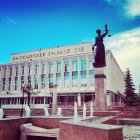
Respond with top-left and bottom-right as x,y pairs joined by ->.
94,67 -> 106,111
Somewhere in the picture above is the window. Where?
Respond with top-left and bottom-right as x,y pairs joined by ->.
64,61 -> 69,72
72,73 -> 78,87
49,62 -> 54,73
34,75 -> 38,89
16,67 -> 18,77
15,78 -> 18,90
2,81 -> 5,91
73,60 -> 78,71
64,76 -> 69,88
9,77 -> 11,90
4,68 -> 6,78
42,64 -> 46,74
35,64 -> 39,75
29,66 -> 31,75
22,66 -> 24,76
41,74 -> 46,89
10,68 -> 12,77
57,62 -> 61,73
81,59 -> 87,71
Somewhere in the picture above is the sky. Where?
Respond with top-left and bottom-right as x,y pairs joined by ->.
0,0 -> 140,92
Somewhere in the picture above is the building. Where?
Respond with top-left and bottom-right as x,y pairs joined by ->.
0,42 -> 125,108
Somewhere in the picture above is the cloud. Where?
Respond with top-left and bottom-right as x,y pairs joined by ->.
104,0 -> 140,18
125,0 -> 140,17
105,27 -> 140,92
1,16 -> 17,24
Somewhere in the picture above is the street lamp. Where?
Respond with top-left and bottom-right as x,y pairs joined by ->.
20,83 -> 33,117
20,83 -> 25,117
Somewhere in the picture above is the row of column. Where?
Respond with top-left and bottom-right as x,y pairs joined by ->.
0,97 -> 50,105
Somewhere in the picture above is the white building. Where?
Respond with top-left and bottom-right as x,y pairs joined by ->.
0,42 -> 125,108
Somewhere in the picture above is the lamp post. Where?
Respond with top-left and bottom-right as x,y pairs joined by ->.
20,83 -> 25,117
20,83 -> 32,117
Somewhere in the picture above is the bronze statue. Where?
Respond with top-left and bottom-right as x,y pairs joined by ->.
92,24 -> 108,68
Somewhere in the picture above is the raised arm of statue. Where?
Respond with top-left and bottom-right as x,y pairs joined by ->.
102,24 -> 108,37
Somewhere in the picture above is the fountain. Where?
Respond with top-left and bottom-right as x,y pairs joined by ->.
44,107 -> 49,116
74,102 -> 78,123
0,108 -> 4,119
25,105 -> 30,117
90,102 -> 93,117
83,103 -> 86,119
57,107 -> 62,116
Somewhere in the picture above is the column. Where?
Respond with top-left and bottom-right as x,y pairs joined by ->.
24,63 -> 28,84
11,64 -> 15,91
0,66 -> 3,92
31,62 -> 35,89
61,59 -> 64,88
78,56 -> 81,88
45,61 -> 49,92
18,64 -> 22,91
53,60 -> 57,84
94,67 -> 106,111
5,65 -> 9,92
38,61 -> 42,90
77,93 -> 81,106
86,56 -> 90,88
69,58 -> 72,88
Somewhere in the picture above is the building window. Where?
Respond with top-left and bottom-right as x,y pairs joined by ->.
28,75 -> 31,84
41,74 -> 46,89
81,75 -> 87,87
10,68 -> 12,77
49,62 -> 54,73
22,66 -> 24,76
35,64 -> 39,75
72,72 -> 78,87
8,81 -> 11,90
15,78 -> 18,90
29,66 -> 31,75
57,62 -> 61,73
9,77 -> 11,90
64,61 -> 70,72
16,67 -> 18,77
2,81 -> 5,91
42,64 -> 46,74
4,68 -> 6,78
73,60 -> 78,71
34,75 -> 38,89
81,59 -> 87,71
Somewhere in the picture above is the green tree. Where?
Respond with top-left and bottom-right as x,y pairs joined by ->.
123,68 -> 136,106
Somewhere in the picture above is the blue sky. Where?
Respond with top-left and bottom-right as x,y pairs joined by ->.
0,0 -> 140,91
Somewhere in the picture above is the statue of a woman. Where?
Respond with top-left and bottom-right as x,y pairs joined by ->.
92,24 -> 108,68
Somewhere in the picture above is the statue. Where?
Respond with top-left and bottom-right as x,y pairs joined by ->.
92,24 -> 108,68
25,106 -> 30,117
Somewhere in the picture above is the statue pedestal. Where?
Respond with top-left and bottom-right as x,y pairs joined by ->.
94,67 -> 106,111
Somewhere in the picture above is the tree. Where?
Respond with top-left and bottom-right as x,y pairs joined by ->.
123,68 -> 136,106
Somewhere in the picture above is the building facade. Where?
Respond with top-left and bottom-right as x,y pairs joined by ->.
0,42 -> 125,108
